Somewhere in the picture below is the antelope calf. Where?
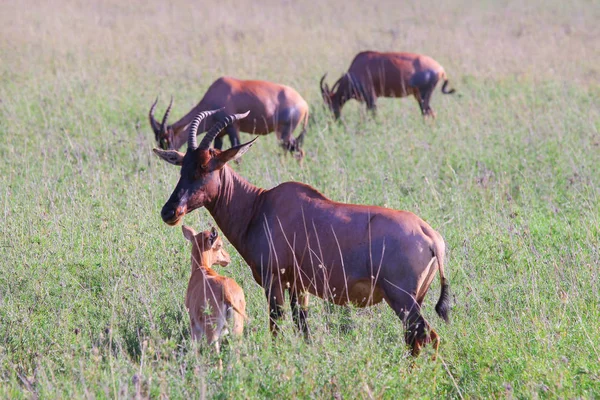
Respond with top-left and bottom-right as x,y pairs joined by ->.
321,51 -> 455,119
182,225 -> 246,360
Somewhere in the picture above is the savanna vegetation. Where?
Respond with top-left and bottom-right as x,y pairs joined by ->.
1,0 -> 599,398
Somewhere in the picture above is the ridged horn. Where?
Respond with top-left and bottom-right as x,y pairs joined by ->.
320,73 -> 330,96
149,97 -> 161,136
187,109 -> 223,151
160,96 -> 173,133
198,111 -> 251,150
331,75 -> 344,93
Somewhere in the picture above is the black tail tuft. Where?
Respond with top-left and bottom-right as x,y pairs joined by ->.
441,80 -> 456,95
435,283 -> 451,322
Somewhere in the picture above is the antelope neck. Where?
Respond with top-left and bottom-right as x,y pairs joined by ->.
192,260 -> 220,277
206,165 -> 264,254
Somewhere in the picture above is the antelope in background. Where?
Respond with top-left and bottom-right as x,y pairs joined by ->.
321,51 -> 455,119
182,225 -> 247,367
149,77 -> 308,160
154,111 -> 451,357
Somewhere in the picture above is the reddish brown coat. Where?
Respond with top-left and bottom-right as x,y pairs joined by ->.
150,77 -> 308,158
321,51 -> 455,119
182,226 -> 246,362
155,111 -> 451,357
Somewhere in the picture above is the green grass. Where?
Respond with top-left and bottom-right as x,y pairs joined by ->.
1,0 -> 599,398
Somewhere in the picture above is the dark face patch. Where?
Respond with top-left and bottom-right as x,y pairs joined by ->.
323,93 -> 341,119
157,128 -> 174,150
159,136 -> 170,150
331,93 -> 343,120
160,149 -> 220,224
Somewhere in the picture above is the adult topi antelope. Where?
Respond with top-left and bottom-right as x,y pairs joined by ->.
154,111 -> 451,357
320,51 -> 455,119
182,225 -> 246,366
149,77 -> 308,159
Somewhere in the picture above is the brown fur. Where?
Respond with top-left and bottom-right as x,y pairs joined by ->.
156,119 -> 451,357
321,51 -> 455,119
182,226 -> 246,367
150,77 -> 308,159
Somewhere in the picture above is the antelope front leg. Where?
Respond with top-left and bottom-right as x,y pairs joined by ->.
365,94 -> 377,118
214,135 -> 224,150
290,289 -> 310,341
214,340 -> 223,372
266,280 -> 285,337
225,124 -> 240,148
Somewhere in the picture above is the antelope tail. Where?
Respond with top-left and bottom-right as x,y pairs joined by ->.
230,303 -> 248,320
224,290 -> 248,320
433,238 -> 451,322
441,75 -> 456,95
296,111 -> 309,146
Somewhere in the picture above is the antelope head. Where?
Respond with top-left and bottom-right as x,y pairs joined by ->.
149,97 -> 175,150
320,73 -> 343,120
320,73 -> 358,120
154,110 -> 256,226
182,225 -> 231,269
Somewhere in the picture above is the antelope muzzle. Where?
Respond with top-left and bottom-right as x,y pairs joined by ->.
161,203 -> 187,226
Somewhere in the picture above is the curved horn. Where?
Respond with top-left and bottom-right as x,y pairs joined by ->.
199,111 -> 250,150
187,109 -> 223,151
320,73 -> 330,96
331,75 -> 344,93
149,97 -> 161,135
160,96 -> 173,133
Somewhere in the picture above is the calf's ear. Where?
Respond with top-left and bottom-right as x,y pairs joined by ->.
153,148 -> 185,166
209,227 -> 219,245
182,225 -> 196,241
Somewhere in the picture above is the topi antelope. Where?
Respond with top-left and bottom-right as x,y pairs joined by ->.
320,51 -> 455,119
149,77 -> 308,159
182,225 -> 246,367
154,111 -> 451,357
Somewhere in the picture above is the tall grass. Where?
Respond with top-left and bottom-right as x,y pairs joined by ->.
1,0 -> 599,397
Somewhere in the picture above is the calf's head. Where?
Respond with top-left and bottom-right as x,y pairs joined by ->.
154,110 -> 255,226
182,226 -> 231,269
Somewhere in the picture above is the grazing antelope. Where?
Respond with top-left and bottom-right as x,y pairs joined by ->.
149,77 -> 308,159
155,111 -> 451,357
182,225 -> 246,364
320,51 -> 455,119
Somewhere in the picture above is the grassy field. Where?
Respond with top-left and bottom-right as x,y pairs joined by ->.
1,0 -> 599,398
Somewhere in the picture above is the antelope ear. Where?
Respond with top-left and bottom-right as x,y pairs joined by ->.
182,225 -> 196,241
211,137 -> 259,168
153,148 -> 184,166
209,227 -> 218,245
